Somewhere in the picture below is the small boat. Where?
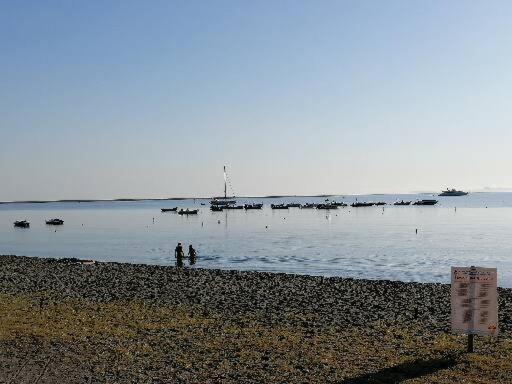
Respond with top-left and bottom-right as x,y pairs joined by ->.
286,203 -> 302,208
161,207 -> 178,212
14,220 -> 30,228
178,209 -> 199,215
317,203 -> 338,210
46,218 -> 64,225
301,203 -> 317,208
351,202 -> 374,207
210,199 -> 237,206
439,188 -> 468,197
413,199 -> 438,206
244,203 -> 263,210
331,201 -> 347,207
224,205 -> 244,210
200,203 -> 206,206
271,204 -> 289,209
210,206 -> 224,212
394,200 -> 411,206
374,202 -> 386,206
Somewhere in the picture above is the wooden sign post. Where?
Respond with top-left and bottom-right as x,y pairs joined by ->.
451,266 -> 498,352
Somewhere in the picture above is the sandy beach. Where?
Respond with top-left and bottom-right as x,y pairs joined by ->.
1,255 -> 511,383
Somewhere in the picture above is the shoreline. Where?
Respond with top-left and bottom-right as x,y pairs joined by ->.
1,255 -> 511,382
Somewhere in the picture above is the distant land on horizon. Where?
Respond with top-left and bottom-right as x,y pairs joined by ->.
1,189 -> 511,205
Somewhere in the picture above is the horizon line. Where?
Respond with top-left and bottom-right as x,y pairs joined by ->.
1,190 -> 506,205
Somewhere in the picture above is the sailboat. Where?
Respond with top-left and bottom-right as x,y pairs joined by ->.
210,166 -> 237,206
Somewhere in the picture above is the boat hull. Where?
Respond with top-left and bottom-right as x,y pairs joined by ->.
161,208 -> 177,212
210,200 -> 237,206
178,209 -> 199,215
46,219 -> 64,225
271,204 -> 288,209
413,200 -> 438,206
317,204 -> 338,210
244,204 -> 263,210
439,192 -> 468,196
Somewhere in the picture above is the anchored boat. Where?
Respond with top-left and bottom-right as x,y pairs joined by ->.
394,200 -> 411,206
351,202 -> 374,207
210,198 -> 237,206
161,207 -> 178,212
178,209 -> 199,215
316,203 -> 338,210
439,188 -> 468,196
224,205 -> 244,210
46,218 -> 64,225
14,220 -> 30,228
210,166 -> 237,206
244,203 -> 263,210
413,199 -> 438,206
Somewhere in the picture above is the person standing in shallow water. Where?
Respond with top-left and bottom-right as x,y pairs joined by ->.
175,242 -> 185,267
188,244 -> 197,265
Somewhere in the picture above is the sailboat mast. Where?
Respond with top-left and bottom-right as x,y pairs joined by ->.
224,166 -> 227,198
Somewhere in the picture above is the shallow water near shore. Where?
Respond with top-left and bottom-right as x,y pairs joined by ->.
2,192 -> 512,286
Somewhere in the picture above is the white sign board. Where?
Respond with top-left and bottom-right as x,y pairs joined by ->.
451,266 -> 498,336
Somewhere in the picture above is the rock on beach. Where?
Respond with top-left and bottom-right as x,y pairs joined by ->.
1,255 -> 511,383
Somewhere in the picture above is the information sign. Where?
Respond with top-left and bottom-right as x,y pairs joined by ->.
451,266 -> 498,336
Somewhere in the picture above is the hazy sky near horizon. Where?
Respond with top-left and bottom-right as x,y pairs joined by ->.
2,1 -> 512,200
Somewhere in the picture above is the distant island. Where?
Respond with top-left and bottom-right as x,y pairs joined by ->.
0,194 -> 343,204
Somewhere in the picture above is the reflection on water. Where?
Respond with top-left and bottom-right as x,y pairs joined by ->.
1,193 -> 512,286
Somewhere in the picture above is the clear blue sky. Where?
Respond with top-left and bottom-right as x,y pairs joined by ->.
1,1 -> 512,200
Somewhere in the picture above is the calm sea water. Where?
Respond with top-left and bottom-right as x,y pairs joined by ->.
2,192 -> 512,286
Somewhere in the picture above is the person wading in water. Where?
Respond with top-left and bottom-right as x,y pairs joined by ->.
188,244 -> 197,265
175,242 -> 185,267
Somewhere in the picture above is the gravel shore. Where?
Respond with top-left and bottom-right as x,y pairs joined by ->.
1,255 -> 511,383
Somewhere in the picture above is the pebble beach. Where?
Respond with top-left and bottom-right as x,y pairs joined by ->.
1,255 -> 512,383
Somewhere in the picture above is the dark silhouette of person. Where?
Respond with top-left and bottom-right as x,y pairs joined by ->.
188,244 -> 197,265
175,242 -> 184,267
